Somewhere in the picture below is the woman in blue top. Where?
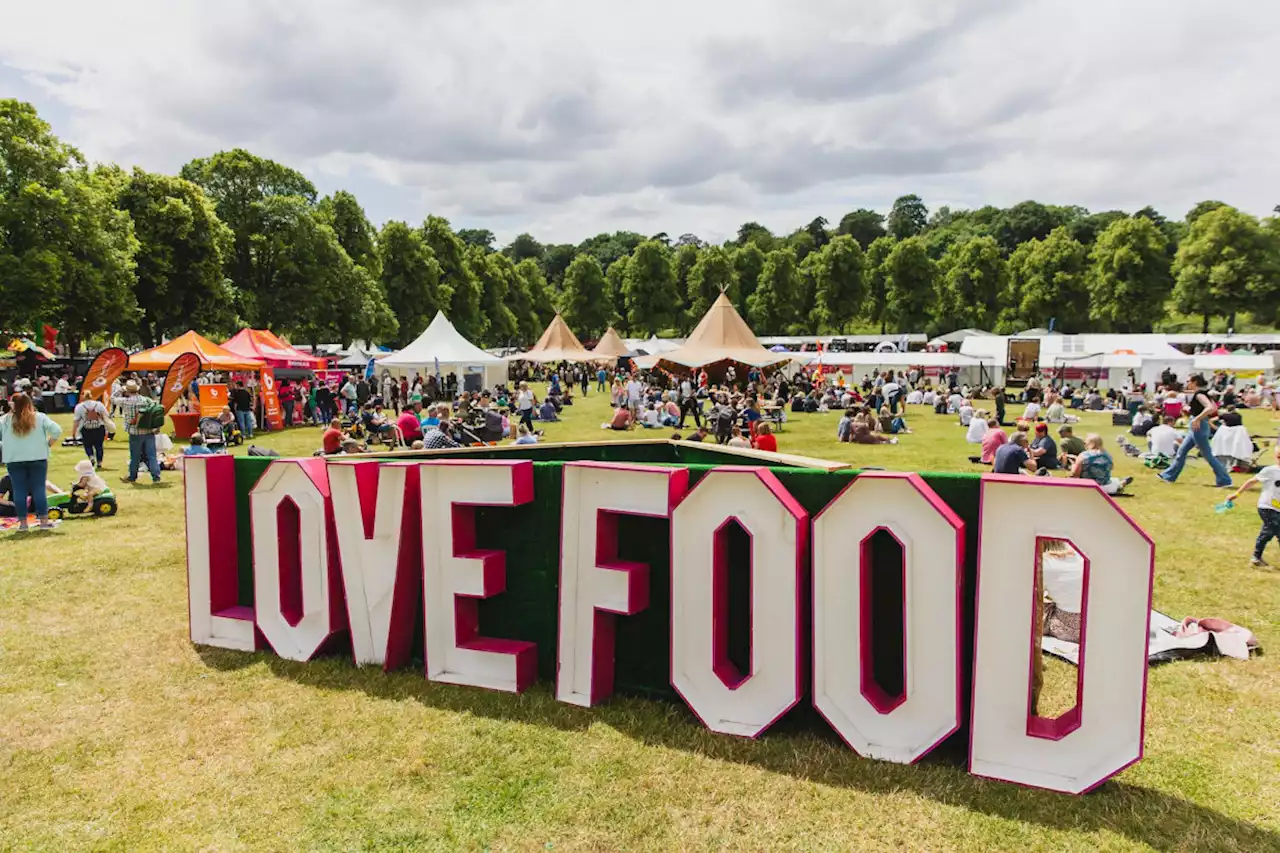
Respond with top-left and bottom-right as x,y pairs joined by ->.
0,392 -> 63,530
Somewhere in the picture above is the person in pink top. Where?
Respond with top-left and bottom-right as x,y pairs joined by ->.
979,418 -> 1008,464
396,407 -> 423,443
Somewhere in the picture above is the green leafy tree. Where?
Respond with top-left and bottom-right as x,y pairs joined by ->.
114,168 -> 235,347
674,242 -> 700,332
179,149 -> 316,302
559,253 -> 611,338
934,236 -> 1005,332
786,228 -> 818,262
732,242 -> 766,311
806,235 -> 867,333
1173,206 -> 1280,331
423,215 -> 485,341
687,246 -> 737,322
887,194 -> 928,240
1185,200 -> 1227,225
805,216 -> 830,249
511,258 -> 554,343
317,190 -> 379,277
540,244 -> 577,289
836,208 -> 887,249
605,254 -> 630,332
746,248 -> 800,334
377,220 -> 445,345
504,233 -> 544,263
456,228 -> 496,251
1004,227 -> 1089,333
577,231 -> 645,271
865,236 -> 897,333
1088,216 -> 1173,332
0,102 -> 140,352
882,237 -> 936,332
991,201 -> 1072,254
468,245 -> 519,345
735,222 -> 776,251
624,240 -> 680,336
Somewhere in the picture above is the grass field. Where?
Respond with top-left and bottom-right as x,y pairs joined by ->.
2,389 -> 1279,852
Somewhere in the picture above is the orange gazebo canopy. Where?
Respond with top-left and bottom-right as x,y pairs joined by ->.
128,331 -> 266,372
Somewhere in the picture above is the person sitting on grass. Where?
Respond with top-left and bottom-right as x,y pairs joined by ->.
184,433 -> 215,456
1030,423 -> 1060,472
993,431 -> 1037,475
1223,444 -> 1280,568
538,398 -> 560,422
727,426 -> 751,448
639,403 -> 662,429
837,408 -> 854,442
753,421 -> 778,452
971,418 -> 1007,464
686,426 -> 711,442
513,424 -> 539,445
958,399 -> 975,427
851,409 -> 897,445
1057,424 -> 1085,469
965,410 -> 988,444
322,418 -> 345,455
1071,433 -> 1133,495
879,405 -> 910,435
602,405 -> 632,431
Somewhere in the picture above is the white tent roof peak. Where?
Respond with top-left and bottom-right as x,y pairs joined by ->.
378,310 -> 502,368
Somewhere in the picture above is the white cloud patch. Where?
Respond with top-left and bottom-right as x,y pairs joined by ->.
3,0 -> 1278,244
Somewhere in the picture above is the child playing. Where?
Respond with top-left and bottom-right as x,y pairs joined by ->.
1224,445 -> 1280,568
71,459 -> 107,506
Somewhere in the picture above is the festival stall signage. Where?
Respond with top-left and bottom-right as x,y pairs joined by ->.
183,450 -> 1154,795
259,367 -> 283,431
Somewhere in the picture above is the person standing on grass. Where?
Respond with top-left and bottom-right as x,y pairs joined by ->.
516,381 -> 536,432
115,380 -> 163,484
0,392 -> 63,530
231,380 -> 254,439
72,395 -> 111,468
1224,444 -> 1280,568
1158,373 -> 1233,488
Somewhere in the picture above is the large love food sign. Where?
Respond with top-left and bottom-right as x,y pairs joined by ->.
183,448 -> 1154,794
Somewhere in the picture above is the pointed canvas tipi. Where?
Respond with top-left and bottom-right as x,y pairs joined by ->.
589,327 -> 632,360
510,313 -> 592,362
656,292 -> 789,369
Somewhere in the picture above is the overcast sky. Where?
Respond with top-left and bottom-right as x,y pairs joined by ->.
3,0 -> 1278,245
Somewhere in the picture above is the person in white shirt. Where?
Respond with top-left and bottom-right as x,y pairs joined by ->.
965,412 -> 987,443
727,427 -> 751,448
516,381 -> 536,431
882,379 -> 901,413
640,404 -> 661,429
1224,444 -> 1280,568
1022,400 -> 1041,421
625,376 -> 643,417
1145,416 -> 1181,459
947,391 -> 964,413
958,401 -> 975,427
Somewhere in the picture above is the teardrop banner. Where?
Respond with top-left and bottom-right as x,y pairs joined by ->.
182,443 -> 1154,795
161,352 -> 201,414
78,347 -> 129,405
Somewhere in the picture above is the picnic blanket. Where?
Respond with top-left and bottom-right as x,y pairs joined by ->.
1043,610 -> 1260,666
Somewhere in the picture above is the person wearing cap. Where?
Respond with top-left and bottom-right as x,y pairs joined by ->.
1030,423 -> 1060,471
1057,424 -> 1085,468
115,379 -> 162,484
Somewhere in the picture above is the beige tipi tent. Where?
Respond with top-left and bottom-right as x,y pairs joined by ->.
509,313 -> 592,362
590,327 -> 632,360
656,293 -> 790,370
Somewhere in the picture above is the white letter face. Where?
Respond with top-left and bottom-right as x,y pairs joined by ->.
812,473 -> 964,764
670,468 -> 807,738
184,455 -> 255,651
971,476 -> 1153,794
556,462 -> 689,707
420,460 -> 537,693
250,460 -> 347,662
330,461 -> 422,670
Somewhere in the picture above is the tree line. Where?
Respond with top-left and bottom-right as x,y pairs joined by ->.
3,99 -> 1278,356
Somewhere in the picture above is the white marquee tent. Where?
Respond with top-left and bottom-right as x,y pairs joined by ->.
378,311 -> 507,389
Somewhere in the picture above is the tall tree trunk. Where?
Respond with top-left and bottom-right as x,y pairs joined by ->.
1202,312 -> 1210,333
1227,311 -> 1237,333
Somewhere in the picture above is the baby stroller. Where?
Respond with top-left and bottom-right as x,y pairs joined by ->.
198,417 -> 232,452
